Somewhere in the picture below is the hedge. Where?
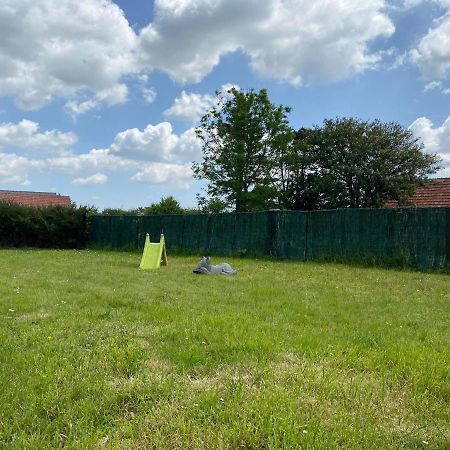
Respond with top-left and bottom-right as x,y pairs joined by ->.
0,202 -> 88,249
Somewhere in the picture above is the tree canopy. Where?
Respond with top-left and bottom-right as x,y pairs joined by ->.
142,196 -> 185,215
193,87 -> 293,212
193,88 -> 441,211
280,118 -> 441,209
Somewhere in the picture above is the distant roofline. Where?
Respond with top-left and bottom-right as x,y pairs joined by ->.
0,190 -> 69,197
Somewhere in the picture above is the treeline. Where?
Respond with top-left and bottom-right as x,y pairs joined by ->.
193,88 -> 441,212
99,196 -> 211,216
95,88 -> 442,216
0,202 -> 89,248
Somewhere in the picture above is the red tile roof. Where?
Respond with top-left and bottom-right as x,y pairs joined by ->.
385,178 -> 450,208
0,190 -> 71,208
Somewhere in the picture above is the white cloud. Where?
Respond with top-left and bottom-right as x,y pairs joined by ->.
0,119 -> 76,154
409,115 -> 450,173
423,81 -> 442,92
0,0 -> 137,110
64,99 -> 98,119
64,85 -> 129,119
72,173 -> 108,185
0,0 -> 398,111
0,118 -> 201,189
131,163 -> 193,188
164,91 -> 215,122
0,152 -> 38,185
46,149 -> 138,175
410,5 -> 450,83
142,87 -> 157,104
138,0 -> 394,86
164,84 -> 240,122
95,84 -> 129,106
110,122 -> 201,163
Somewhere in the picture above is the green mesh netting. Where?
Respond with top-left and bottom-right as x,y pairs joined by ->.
89,208 -> 450,269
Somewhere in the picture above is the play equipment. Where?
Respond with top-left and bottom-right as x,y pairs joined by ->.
139,233 -> 168,269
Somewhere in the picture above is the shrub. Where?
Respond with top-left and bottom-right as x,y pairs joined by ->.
0,202 -> 88,248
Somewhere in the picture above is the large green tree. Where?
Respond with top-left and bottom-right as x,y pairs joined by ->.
193,88 -> 293,212
280,118 -> 441,210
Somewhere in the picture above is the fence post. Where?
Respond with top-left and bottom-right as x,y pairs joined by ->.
268,209 -> 280,257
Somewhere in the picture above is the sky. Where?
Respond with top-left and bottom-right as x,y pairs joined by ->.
0,0 -> 449,210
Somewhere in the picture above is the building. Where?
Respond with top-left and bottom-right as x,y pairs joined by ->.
385,178 -> 450,208
0,190 -> 72,208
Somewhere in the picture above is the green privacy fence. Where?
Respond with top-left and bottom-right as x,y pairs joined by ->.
89,208 -> 450,269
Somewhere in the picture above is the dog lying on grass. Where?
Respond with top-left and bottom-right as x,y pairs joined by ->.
193,256 -> 237,275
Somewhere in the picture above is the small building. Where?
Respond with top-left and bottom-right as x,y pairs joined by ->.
0,190 -> 72,208
385,178 -> 450,208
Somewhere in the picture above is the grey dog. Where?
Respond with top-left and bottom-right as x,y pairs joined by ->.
193,256 -> 237,275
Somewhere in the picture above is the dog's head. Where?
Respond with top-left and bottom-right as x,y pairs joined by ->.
193,256 -> 209,274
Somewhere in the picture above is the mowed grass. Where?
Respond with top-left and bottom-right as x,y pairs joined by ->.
0,250 -> 449,449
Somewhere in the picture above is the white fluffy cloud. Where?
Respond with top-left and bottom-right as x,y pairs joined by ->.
64,99 -> 99,119
131,163 -> 193,188
46,149 -> 138,176
72,173 -> 108,185
410,15 -> 450,81
64,85 -> 130,119
142,87 -> 157,104
139,0 -> 395,85
164,91 -> 216,122
164,84 -> 239,122
0,0 -> 136,110
0,120 -> 77,154
0,118 -> 201,188
0,152 -> 36,185
0,0 -> 400,111
408,0 -> 450,90
409,115 -> 450,174
110,122 -> 201,163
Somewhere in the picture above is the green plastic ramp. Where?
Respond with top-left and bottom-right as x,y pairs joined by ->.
139,233 -> 168,269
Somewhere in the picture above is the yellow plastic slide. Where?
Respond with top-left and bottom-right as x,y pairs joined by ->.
139,233 -> 168,269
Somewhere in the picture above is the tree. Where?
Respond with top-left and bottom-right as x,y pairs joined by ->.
193,88 -> 293,212
310,118 -> 441,208
143,196 -> 184,215
273,128 -> 323,211
280,118 -> 441,210
197,196 -> 228,214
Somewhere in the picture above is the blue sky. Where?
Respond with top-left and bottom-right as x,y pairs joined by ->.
0,0 -> 449,210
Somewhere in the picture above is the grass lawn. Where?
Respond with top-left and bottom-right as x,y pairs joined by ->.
0,249 -> 449,449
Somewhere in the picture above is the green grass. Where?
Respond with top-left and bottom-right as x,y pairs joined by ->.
0,249 -> 449,449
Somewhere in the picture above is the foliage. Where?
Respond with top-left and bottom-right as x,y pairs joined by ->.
197,196 -> 228,214
101,207 -> 144,216
1,251 -> 449,448
193,88 -> 293,212
0,202 -> 88,248
276,119 -> 441,210
300,118 -> 441,209
100,198 -> 200,216
274,127 -> 323,211
142,196 -> 185,215
193,87 -> 441,212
